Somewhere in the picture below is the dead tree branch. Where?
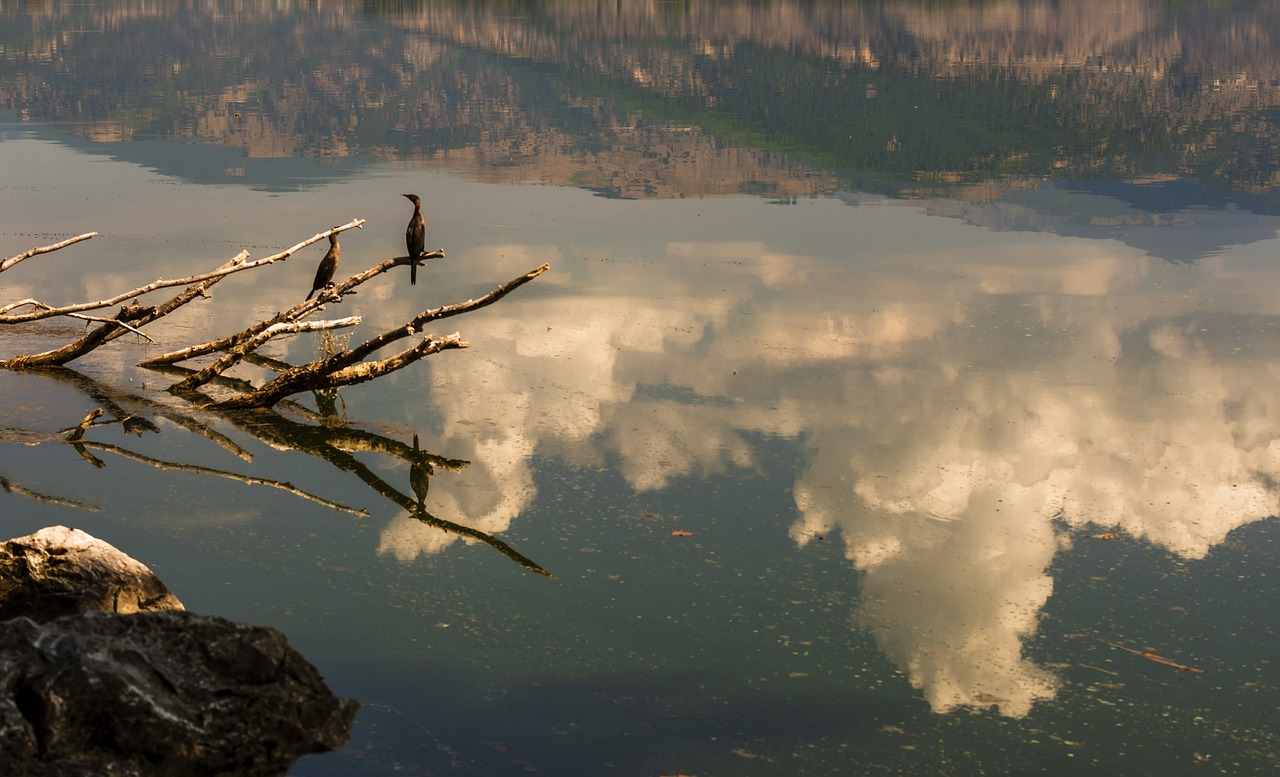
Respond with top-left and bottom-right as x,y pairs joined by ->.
139,248 -> 446,368
0,219 -> 364,323
204,335 -> 466,410
168,316 -> 361,394
317,263 -> 549,372
1,232 -> 97,274
1,252 -> 247,369
199,263 -> 547,409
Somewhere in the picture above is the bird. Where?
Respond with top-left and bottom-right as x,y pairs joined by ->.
305,231 -> 340,301
404,193 -> 425,285
409,433 -> 433,506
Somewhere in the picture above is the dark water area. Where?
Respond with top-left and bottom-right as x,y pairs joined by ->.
2,2 -> 1280,775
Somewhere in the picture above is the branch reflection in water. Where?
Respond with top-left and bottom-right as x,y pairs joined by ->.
1,367 -> 550,579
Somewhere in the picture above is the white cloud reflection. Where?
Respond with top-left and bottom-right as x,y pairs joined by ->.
375,197 -> 1280,717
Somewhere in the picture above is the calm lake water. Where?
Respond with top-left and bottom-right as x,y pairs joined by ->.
3,2 -> 1280,775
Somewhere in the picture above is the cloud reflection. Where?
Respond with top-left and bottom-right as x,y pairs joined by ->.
407,201 -> 1280,715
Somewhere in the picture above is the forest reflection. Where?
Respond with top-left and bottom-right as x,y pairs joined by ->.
4,1 -> 1280,198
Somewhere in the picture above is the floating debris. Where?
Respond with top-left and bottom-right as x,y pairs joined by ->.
1109,643 -> 1205,674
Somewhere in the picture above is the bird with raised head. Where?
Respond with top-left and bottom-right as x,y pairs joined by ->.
404,193 -> 425,285
305,231 -> 340,301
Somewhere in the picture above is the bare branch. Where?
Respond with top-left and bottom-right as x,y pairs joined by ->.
207,335 -> 467,410
1,232 -> 97,274
63,408 -> 105,442
0,251 -> 248,368
0,219 -> 365,323
65,312 -> 156,342
318,263 -> 548,374
168,316 -> 361,394
189,262 -> 543,409
139,248 -> 445,367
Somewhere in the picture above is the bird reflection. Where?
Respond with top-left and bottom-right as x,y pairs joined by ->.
409,433 -> 434,506
312,387 -> 346,425
305,230 -> 341,301
403,194 -> 425,286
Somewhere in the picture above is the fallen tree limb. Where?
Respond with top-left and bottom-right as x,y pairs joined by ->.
168,316 -> 361,394
169,262 -> 545,410
0,232 -> 97,274
0,220 -> 364,323
204,335 -> 467,410
139,248 -> 445,368
311,263 -> 548,374
1,252 -> 247,368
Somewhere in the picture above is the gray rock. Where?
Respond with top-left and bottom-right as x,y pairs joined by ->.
0,610 -> 358,776
0,526 -> 184,623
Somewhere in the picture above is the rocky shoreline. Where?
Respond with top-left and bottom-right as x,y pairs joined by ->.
0,526 -> 356,776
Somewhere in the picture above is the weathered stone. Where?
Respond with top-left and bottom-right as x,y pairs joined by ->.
0,610 -> 358,776
0,526 -> 184,623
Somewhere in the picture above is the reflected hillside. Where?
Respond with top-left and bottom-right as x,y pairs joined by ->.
3,1 -> 1280,200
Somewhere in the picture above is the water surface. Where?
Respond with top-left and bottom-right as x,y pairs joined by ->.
2,3 -> 1279,775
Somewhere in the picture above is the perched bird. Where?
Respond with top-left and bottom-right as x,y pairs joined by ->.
404,193 -> 425,285
305,231 -> 340,301
409,433 -> 433,506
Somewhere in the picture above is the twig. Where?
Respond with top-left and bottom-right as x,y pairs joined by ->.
66,312 -> 156,342
0,232 -> 97,274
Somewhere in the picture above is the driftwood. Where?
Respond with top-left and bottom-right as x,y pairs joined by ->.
1,217 -> 547,410
180,262 -> 548,410
0,220 -> 364,322
1,215 -> 551,575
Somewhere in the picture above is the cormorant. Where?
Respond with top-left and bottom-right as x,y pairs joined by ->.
305,231 -> 340,301
404,193 -> 425,286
